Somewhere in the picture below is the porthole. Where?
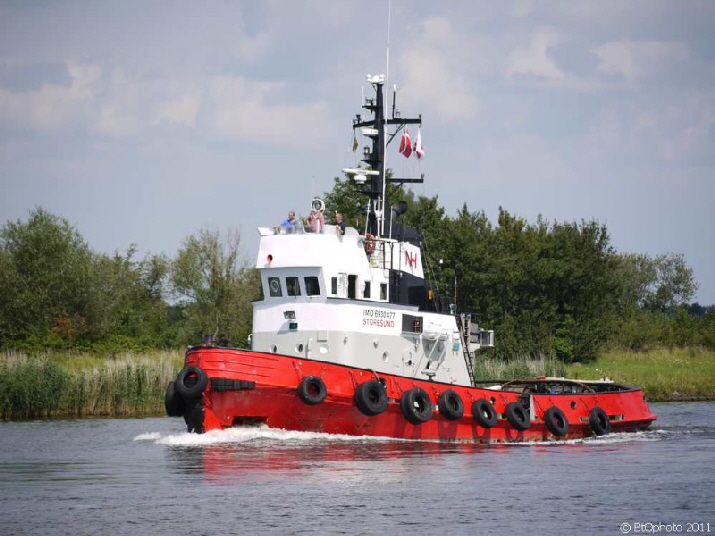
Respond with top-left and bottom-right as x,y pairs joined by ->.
270,345 -> 278,353
296,343 -> 304,353
570,401 -> 576,410
382,352 -> 389,363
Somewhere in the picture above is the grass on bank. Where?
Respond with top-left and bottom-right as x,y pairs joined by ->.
0,351 -> 184,419
565,347 -> 715,401
1,346 -> 712,420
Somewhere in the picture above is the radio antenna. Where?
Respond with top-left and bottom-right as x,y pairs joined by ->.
382,0 -> 392,236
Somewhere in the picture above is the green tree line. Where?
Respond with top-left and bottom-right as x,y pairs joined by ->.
0,208 -> 258,352
2,189 -> 714,361
324,177 -> 715,361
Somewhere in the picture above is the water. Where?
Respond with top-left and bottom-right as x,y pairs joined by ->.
0,403 -> 713,536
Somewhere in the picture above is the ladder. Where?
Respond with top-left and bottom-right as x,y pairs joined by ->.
456,314 -> 476,386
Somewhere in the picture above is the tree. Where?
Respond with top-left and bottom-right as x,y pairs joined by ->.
322,172 -> 410,232
616,253 -> 697,312
0,208 -> 95,345
88,247 -> 173,348
172,228 -> 259,346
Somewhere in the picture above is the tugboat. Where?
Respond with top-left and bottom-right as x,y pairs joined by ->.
165,74 -> 657,442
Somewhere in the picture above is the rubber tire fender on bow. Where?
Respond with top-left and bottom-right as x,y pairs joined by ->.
400,387 -> 433,425
505,401 -> 531,431
472,398 -> 498,428
354,379 -> 388,416
543,406 -> 570,437
164,381 -> 186,417
297,376 -> 327,405
437,390 -> 464,421
175,366 -> 209,399
589,407 -> 610,436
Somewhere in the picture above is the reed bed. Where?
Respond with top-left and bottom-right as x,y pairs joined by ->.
565,347 -> 715,401
0,351 -> 184,419
473,355 -> 566,381
2,347 -> 712,420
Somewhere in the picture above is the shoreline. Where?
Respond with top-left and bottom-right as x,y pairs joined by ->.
1,347 -> 712,420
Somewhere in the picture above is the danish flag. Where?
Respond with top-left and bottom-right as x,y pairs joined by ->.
398,128 -> 412,158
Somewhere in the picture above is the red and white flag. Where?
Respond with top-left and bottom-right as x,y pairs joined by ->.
414,127 -> 424,159
398,128 -> 412,158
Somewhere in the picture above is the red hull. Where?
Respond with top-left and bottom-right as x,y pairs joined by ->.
173,347 -> 657,443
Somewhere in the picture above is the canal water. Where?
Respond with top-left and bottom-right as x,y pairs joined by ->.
0,402 -> 713,535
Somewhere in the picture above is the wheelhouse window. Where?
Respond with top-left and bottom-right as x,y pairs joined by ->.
304,276 -> 320,296
348,275 -> 357,299
286,276 -> 301,296
268,277 -> 282,297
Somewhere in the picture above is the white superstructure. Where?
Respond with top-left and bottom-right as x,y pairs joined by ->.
250,224 -> 490,386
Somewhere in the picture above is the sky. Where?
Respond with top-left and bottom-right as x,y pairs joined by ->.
1,1 -> 714,304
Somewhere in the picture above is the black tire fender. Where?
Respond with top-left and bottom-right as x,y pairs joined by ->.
544,406 -> 570,437
472,398 -> 498,428
175,366 -> 208,399
164,381 -> 186,417
589,407 -> 610,436
505,401 -> 531,431
400,387 -> 433,425
354,380 -> 388,416
184,398 -> 204,434
297,376 -> 327,405
437,389 -> 464,421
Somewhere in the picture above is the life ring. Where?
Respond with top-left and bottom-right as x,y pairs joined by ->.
544,406 -> 569,437
164,381 -> 186,417
363,233 -> 376,255
589,407 -> 610,436
437,389 -> 464,421
354,380 -> 388,416
297,376 -> 327,405
505,402 -> 530,431
175,366 -> 209,399
400,387 -> 433,425
472,398 -> 497,428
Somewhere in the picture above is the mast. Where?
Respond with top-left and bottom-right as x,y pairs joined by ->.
350,76 -> 423,238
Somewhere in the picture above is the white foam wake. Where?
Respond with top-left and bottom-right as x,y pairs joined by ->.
134,426 -> 675,447
135,425 -> 399,446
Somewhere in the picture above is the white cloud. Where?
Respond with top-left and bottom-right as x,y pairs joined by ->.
205,76 -> 330,148
398,17 -> 480,119
0,59 -> 100,129
155,92 -> 202,128
0,59 -> 330,148
594,39 -> 688,82
506,28 -> 565,81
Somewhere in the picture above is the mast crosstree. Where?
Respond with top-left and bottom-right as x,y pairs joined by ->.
346,76 -> 423,238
